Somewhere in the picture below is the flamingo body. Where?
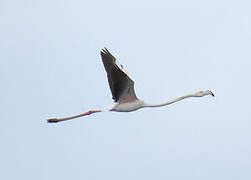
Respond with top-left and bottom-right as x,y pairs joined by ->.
111,100 -> 144,112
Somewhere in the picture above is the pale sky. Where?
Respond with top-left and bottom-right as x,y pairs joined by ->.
1,0 -> 251,179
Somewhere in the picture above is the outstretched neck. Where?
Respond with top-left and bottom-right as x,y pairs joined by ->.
143,93 -> 197,108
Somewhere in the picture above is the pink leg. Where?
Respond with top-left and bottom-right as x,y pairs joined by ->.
47,110 -> 101,123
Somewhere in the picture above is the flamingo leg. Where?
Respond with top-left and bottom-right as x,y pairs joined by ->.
47,110 -> 101,123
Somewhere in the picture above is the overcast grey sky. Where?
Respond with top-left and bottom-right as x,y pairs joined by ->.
1,0 -> 251,179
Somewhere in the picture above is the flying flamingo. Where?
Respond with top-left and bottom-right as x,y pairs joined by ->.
48,48 -> 214,123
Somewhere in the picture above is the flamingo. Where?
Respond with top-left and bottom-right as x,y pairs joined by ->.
48,48 -> 214,123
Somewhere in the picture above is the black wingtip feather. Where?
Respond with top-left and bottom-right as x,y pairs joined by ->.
101,47 -> 111,55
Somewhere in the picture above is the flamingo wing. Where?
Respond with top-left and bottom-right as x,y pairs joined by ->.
100,48 -> 138,103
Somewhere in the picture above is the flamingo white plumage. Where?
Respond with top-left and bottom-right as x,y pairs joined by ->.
48,48 -> 214,123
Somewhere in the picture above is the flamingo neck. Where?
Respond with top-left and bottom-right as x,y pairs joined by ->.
143,94 -> 197,108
